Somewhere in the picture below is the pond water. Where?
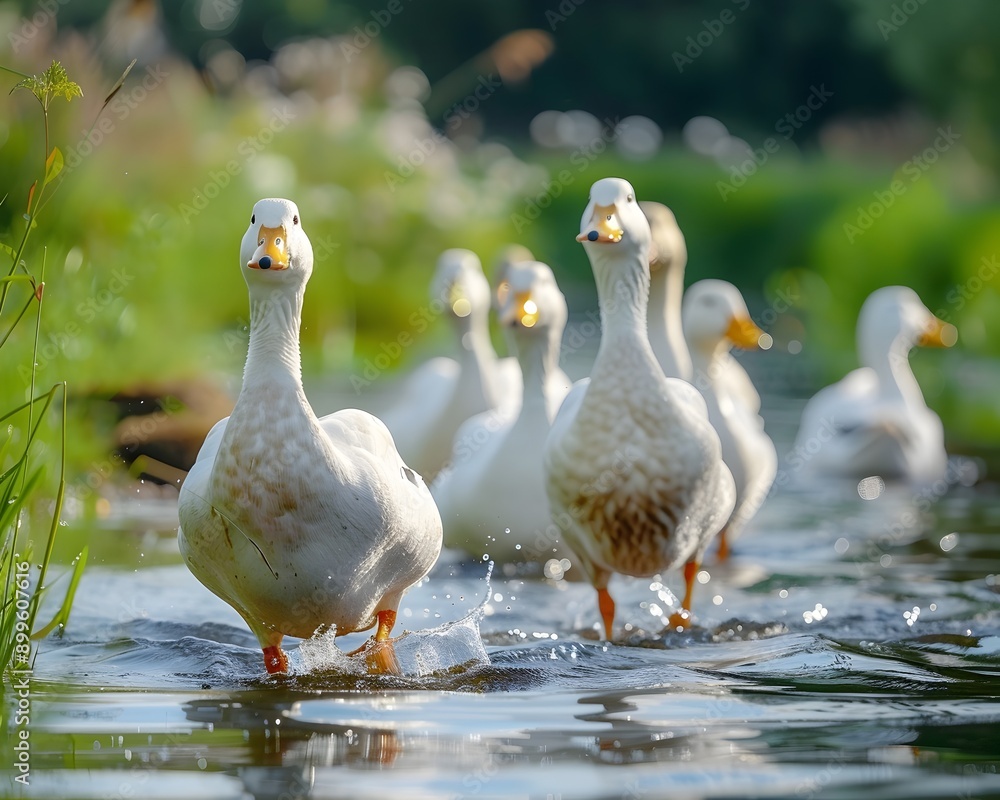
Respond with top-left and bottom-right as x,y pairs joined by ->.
6,366 -> 1000,800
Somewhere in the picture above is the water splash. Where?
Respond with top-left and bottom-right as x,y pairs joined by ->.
298,563 -> 493,677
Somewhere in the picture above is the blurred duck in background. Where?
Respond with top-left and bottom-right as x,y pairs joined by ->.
380,248 -> 520,481
434,260 -> 572,569
544,178 -> 735,639
682,279 -> 777,560
640,201 -> 692,381
490,243 -> 536,312
792,285 -> 957,486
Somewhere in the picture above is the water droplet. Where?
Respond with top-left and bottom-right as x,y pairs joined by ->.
779,589 -> 788,599
504,528 -> 510,534
879,554 -> 892,568
834,537 -> 849,554
939,533 -> 959,552
857,475 -> 885,500
697,570 -> 710,584
712,595 -> 723,605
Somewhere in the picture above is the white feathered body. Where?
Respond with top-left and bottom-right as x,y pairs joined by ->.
179,381 -> 441,642
544,336 -> 735,582
691,350 -> 776,537
794,366 -> 946,484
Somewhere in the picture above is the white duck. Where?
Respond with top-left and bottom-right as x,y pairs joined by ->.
641,201 -> 692,381
543,178 -> 736,639
177,198 -> 442,675
683,279 -> 776,560
380,249 -> 520,481
792,285 -> 956,485
490,243 -> 535,313
433,260 -> 573,566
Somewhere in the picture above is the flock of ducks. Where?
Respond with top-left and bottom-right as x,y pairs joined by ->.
177,182 -> 957,675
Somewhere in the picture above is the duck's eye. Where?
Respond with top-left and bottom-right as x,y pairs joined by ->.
627,194 -> 634,202
292,215 -> 299,225
275,238 -> 282,246
258,237 -> 265,246
607,215 -> 612,221
251,214 -> 255,224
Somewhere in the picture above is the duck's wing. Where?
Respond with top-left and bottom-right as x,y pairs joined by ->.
797,367 -> 877,440
547,377 -> 589,446
177,415 -> 229,526
545,368 -> 575,422
664,376 -> 711,417
319,407 -> 443,509
191,416 -> 230,466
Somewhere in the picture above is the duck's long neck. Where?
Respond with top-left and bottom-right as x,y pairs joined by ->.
648,262 -> 690,379
862,333 -> 922,406
688,338 -> 725,390
514,328 -> 557,408
242,286 -> 306,396
455,310 -> 499,404
592,250 -> 653,352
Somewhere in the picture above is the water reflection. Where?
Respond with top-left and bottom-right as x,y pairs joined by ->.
184,692 -> 406,798
17,458 -> 1000,799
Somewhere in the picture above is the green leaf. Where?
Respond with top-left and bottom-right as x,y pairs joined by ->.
44,147 -> 63,186
0,242 -> 15,264
31,547 -> 88,641
13,60 -> 82,105
101,58 -> 136,113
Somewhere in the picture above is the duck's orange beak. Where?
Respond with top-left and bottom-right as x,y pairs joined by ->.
248,225 -> 289,270
919,316 -> 958,348
726,315 -> 767,349
502,291 -> 540,328
577,203 -> 624,244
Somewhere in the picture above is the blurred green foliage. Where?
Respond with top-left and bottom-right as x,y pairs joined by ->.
0,0 -> 998,499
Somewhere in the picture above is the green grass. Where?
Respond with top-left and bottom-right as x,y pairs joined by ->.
0,60 -> 122,678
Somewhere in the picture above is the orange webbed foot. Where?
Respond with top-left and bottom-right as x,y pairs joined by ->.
666,560 -> 699,632
262,645 -> 289,674
716,528 -> 731,562
666,609 -> 693,631
362,638 -> 402,675
348,609 -> 402,676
